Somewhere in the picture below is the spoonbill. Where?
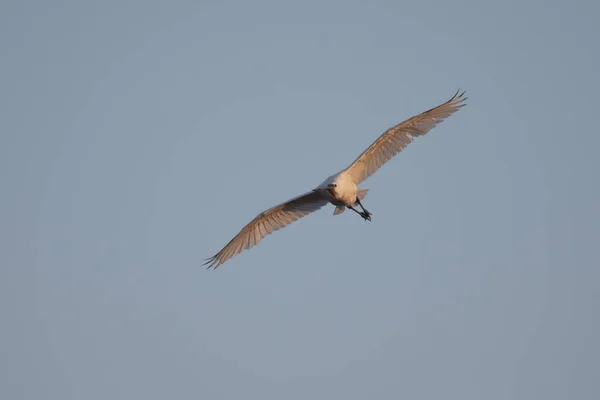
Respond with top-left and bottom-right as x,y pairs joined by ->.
204,90 -> 467,269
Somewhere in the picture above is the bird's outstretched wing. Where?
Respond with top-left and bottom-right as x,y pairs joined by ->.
204,191 -> 329,269
344,90 -> 467,184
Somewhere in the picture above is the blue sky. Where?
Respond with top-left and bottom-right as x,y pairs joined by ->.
1,0 -> 599,399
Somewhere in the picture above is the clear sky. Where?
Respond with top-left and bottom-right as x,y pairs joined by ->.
2,0 -> 599,399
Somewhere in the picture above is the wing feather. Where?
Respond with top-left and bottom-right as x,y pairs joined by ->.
203,191 -> 328,269
345,90 -> 467,184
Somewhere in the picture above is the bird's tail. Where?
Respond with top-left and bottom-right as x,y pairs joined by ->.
333,206 -> 345,215
357,188 -> 369,201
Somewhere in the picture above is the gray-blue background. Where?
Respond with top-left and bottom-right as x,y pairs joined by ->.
2,0 -> 599,399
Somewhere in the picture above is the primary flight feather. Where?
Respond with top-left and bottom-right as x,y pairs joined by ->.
204,90 -> 467,269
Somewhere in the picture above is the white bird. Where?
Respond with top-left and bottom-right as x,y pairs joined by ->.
204,90 -> 467,269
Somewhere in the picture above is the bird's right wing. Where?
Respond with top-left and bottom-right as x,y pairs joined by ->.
344,90 -> 467,184
204,191 -> 329,269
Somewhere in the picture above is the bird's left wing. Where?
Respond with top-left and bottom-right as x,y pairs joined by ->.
204,191 -> 329,269
344,90 -> 467,185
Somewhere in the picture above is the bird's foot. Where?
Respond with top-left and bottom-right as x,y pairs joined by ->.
360,211 -> 372,221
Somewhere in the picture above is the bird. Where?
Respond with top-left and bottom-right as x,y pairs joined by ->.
203,90 -> 467,269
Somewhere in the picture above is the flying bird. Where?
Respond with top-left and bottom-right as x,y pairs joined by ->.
204,90 -> 467,269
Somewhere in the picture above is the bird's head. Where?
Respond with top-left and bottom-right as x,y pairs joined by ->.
327,183 -> 337,192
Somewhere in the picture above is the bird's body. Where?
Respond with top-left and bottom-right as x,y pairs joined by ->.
317,170 -> 359,207
204,90 -> 467,269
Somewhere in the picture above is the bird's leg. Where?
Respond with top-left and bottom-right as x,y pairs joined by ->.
348,205 -> 371,222
355,198 -> 372,219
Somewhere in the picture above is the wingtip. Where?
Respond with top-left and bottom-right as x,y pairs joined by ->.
452,88 -> 467,99
450,89 -> 468,106
202,255 -> 220,270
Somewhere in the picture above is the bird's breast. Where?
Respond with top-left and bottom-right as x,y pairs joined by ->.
333,174 -> 358,206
